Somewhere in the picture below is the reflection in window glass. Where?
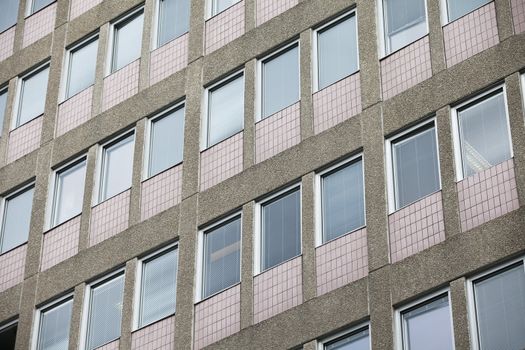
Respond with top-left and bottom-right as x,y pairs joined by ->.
30,0 -> 54,15
0,89 -> 7,135
17,66 -> 49,127
0,0 -> 18,32
211,0 -> 237,16
0,186 -> 34,253
112,11 -> 144,72
324,328 -> 369,350
100,133 -> 134,202
37,299 -> 73,350
157,0 -> 190,47
383,0 -> 427,54
66,38 -> 98,99
447,0 -> 490,22
52,160 -> 86,227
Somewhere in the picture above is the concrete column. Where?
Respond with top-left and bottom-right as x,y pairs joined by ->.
243,59 -> 256,169
495,0 -> 515,41
188,0 -> 205,64
128,119 -> 146,226
14,276 -> 37,350
450,278 -> 472,350
68,283 -> 86,350
240,202 -> 254,329
119,259 -> 138,350
78,145 -> 98,251
245,0 -> 256,32
368,266 -> 393,350
91,23 -> 110,117
138,0 -> 155,90
301,172 -> 316,301
427,0 -> 446,74
0,78 -> 18,167
299,30 -> 313,140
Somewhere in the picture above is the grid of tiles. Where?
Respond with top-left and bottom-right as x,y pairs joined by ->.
70,0 -> 103,20
131,316 -> 175,350
150,33 -> 189,86
443,2 -> 498,68
102,60 -> 140,112
511,0 -> 525,34
380,36 -> 432,100
200,132 -> 243,191
253,256 -> 302,324
7,116 -> 43,163
0,244 -> 27,293
389,191 -> 445,263
56,86 -> 93,136
0,26 -> 15,62
458,159 -> 520,232
40,216 -> 81,271
89,190 -> 130,247
22,3 -> 57,48
313,73 -> 362,134
255,102 -> 300,164
205,1 -> 245,54
95,340 -> 119,350
256,0 -> 299,26
315,228 -> 368,296
194,285 -> 241,350
141,164 -> 183,221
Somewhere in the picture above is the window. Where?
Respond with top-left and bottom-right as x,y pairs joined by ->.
444,0 -> 490,22
28,0 -> 54,15
136,245 -> 178,328
319,325 -> 370,350
84,272 -> 125,350
146,105 -> 185,178
0,184 -> 34,254
318,156 -> 365,244
50,158 -> 86,227
34,296 -> 73,350
156,0 -> 190,47
0,0 -> 18,32
63,36 -> 98,100
387,121 -> 440,211
380,0 -> 428,55
260,43 -> 300,119
0,320 -> 17,350
199,215 -> 241,300
315,11 -> 359,91
15,64 -> 49,127
110,9 -> 144,73
98,132 -> 135,203
209,0 -> 239,17
452,87 -> 512,180
0,88 -> 7,135
204,72 -> 244,148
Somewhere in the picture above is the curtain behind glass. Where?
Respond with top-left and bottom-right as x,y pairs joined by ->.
158,0 -> 190,46
37,300 -> 73,350
149,107 -> 185,177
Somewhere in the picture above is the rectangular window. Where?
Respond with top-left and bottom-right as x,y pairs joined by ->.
445,0 -> 490,22
0,320 -> 17,350
35,297 -> 73,350
28,0 -> 54,15
110,9 -> 144,73
0,184 -> 34,253
15,64 -> 49,127
64,36 -> 98,100
209,0 -> 238,17
260,43 -> 300,119
50,158 -> 86,227
156,0 -> 190,47
0,88 -> 7,136
381,0 -> 428,54
320,325 -> 370,350
0,0 -> 18,32
315,11 -> 359,91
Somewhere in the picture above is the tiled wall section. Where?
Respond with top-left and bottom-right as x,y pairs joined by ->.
56,86 -> 93,136
0,26 -> 15,62
255,102 -> 300,163
40,216 -> 81,271
389,191 -> 445,263
102,60 -> 140,112
0,244 -> 27,292
253,256 -> 302,324
70,0 -> 103,20
89,190 -> 131,247
150,33 -> 188,86
194,285 -> 241,350
6,116 -> 43,163
131,316 -> 175,350
458,159 -> 519,232
141,164 -> 183,221
443,2 -> 498,68
256,0 -> 299,26
313,73 -> 362,134
315,228 -> 368,296
22,3 -> 57,48
200,132 -> 243,191
380,36 -> 432,100
511,0 -> 525,34
205,1 -> 245,54
95,340 -> 119,350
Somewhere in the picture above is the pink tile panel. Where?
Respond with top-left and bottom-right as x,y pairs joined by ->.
200,132 -> 243,191
22,3 -> 57,48
315,228 -> 368,296
102,60 -> 140,112
457,159 -> 519,232
95,340 -> 119,350
313,73 -> 362,134
194,285 -> 241,350
0,244 -> 27,292
511,0 -> 525,34
40,216 -> 81,271
150,33 -> 188,86
131,316 -> 175,350
89,190 -> 130,247
380,36 -> 432,100
389,191 -> 445,263
253,256 -> 302,324
256,0 -> 299,26
0,26 -> 16,62
443,2 -> 498,68
205,1 -> 245,54
141,164 -> 183,221
6,116 -> 43,163
255,102 -> 300,164
56,86 -> 93,136
70,0 -> 103,20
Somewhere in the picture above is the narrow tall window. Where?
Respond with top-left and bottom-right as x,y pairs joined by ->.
446,0 -> 490,22
99,132 -> 134,202
111,10 -> 144,73
36,298 -> 73,350
0,185 -> 34,253
0,321 -> 17,350
321,326 -> 370,350
64,37 -> 98,99
0,0 -> 18,32
0,89 -> 7,135
16,65 -> 49,127
51,159 -> 86,227
157,0 -> 190,47
382,0 -> 427,54
28,0 -> 54,15
210,0 -> 238,16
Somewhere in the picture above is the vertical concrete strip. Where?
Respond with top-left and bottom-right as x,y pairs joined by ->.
301,173 -> 316,301
14,277 -> 37,350
68,283 -> 86,350
128,119 -> 145,226
243,59 -> 256,169
91,23 -> 110,117
450,278 -> 472,350
299,30 -> 313,140
369,266 -> 393,350
427,0 -> 446,74
240,202 -> 254,329
495,0 -> 515,41
139,0 -> 155,90
119,259 -> 137,350
188,0 -> 205,64
78,145 -> 98,251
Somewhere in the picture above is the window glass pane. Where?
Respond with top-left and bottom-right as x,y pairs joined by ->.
86,275 -> 124,350
207,75 -> 244,147
139,248 -> 178,327
262,45 -> 299,118
447,0 -> 490,22
101,134 -> 134,201
0,0 -> 18,32
0,90 -> 7,135
37,299 -> 73,350
474,264 -> 525,350
1,186 -> 33,253
112,12 -> 144,72
31,0 -> 54,14
322,160 -> 365,243
203,217 -> 241,298
66,38 -> 98,99
17,66 -> 49,126
458,92 -> 511,178
317,14 -> 358,90
149,107 -> 185,177
158,0 -> 190,46
325,328 -> 369,350
0,323 -> 17,350
383,0 -> 427,53
211,0 -> 237,15
53,160 -> 86,226
393,126 -> 440,209
402,295 -> 454,350
262,189 -> 301,271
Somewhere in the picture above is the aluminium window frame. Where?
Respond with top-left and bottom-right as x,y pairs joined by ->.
317,322 -> 370,350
